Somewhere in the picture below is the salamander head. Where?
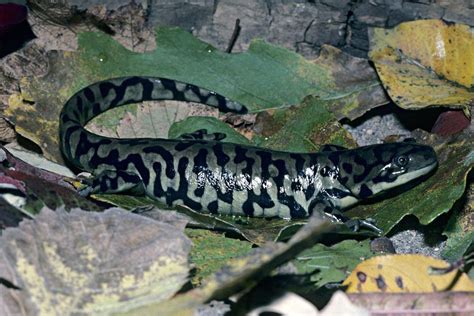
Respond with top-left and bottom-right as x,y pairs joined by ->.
335,142 -> 438,200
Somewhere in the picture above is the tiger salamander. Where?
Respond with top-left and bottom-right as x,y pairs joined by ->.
59,76 -> 438,231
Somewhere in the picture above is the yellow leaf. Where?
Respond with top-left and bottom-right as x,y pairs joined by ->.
369,19 -> 474,116
343,254 -> 474,293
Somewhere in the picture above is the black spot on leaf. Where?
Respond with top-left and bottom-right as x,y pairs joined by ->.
357,271 -> 367,283
375,275 -> 387,291
395,276 -> 404,289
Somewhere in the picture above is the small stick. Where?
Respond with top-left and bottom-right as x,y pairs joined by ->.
226,19 -> 241,53
429,252 -> 474,275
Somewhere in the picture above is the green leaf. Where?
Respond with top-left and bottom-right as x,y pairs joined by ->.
292,240 -> 375,288
187,229 -> 253,285
255,96 -> 357,152
443,231 -> 474,262
171,96 -> 357,154
441,183 -> 474,261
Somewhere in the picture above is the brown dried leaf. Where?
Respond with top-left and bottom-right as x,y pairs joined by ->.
431,110 -> 471,136
28,1 -> 155,53
318,45 -> 389,120
0,118 -> 15,143
0,146 -> 101,214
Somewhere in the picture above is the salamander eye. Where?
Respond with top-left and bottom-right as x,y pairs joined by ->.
394,155 -> 409,167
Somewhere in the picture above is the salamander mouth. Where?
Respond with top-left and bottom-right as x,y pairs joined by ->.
394,161 -> 437,186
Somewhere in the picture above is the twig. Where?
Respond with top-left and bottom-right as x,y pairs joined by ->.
225,19 -> 241,53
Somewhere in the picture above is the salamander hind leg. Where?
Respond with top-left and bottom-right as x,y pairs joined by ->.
78,170 -> 145,196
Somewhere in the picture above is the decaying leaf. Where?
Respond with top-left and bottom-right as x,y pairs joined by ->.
28,1 -> 155,53
0,118 -> 15,143
134,207 -> 191,230
369,19 -> 474,116
293,240 -> 375,288
91,193 -> 156,211
431,110 -> 471,136
4,144 -> 75,178
0,146 -> 102,215
343,254 -> 474,293
169,116 -> 251,146
89,100 -> 220,140
317,45 -> 389,121
0,207 -> 191,315
0,196 -> 30,229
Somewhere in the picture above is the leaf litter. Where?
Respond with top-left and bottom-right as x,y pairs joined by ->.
0,14 -> 472,315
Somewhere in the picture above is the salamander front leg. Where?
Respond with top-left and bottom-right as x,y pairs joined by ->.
310,199 -> 382,235
78,170 -> 145,196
